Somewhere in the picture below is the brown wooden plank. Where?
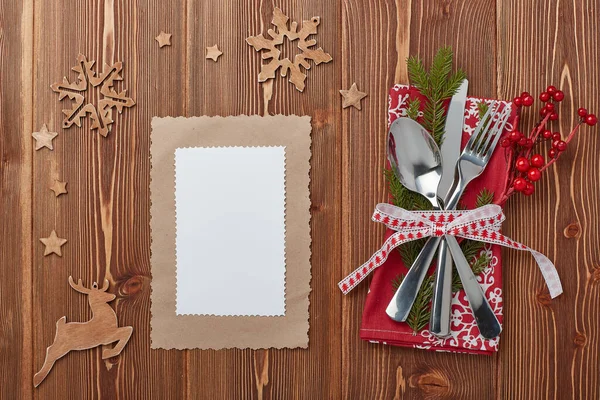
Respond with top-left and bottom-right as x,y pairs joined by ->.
0,0 -> 33,399
31,0 -> 187,397
341,1 -> 499,398
184,1 -> 342,398
497,1 -> 600,398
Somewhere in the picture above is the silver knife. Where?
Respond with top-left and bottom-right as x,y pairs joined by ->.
429,80 -> 469,337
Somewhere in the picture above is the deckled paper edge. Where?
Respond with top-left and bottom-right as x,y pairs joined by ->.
173,145 -> 288,316
149,115 -> 312,349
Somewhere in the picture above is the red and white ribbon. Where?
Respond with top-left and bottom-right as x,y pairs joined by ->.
338,203 -> 563,298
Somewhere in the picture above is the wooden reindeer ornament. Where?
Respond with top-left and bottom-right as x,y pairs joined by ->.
34,276 -> 133,387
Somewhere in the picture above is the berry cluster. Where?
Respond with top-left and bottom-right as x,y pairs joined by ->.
499,85 -> 596,200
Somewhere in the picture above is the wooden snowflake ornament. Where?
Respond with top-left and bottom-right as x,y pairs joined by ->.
246,7 -> 332,92
51,54 -> 136,137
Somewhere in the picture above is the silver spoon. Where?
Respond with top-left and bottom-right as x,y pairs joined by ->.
387,118 -> 442,210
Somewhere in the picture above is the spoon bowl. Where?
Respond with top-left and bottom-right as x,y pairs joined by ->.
387,118 -> 443,208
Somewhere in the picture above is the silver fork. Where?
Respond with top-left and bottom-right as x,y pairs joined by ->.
386,102 -> 511,339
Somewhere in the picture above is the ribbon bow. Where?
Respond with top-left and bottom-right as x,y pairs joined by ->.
338,203 -> 563,298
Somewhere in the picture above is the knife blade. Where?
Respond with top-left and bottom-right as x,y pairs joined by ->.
429,80 -> 468,337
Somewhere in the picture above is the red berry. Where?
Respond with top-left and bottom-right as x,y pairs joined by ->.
585,113 -> 598,126
523,182 -> 535,196
539,92 -> 551,102
540,108 -> 549,116
530,154 -> 545,168
578,108 -> 588,117
542,129 -> 553,139
520,91 -> 530,98
513,97 -> 523,106
509,130 -> 521,142
501,138 -> 511,148
549,112 -> 559,120
545,103 -> 555,111
513,177 -> 527,192
548,148 -> 558,159
516,156 -> 530,172
552,132 -> 562,141
518,137 -> 528,146
552,139 -> 560,148
556,140 -> 567,151
522,95 -> 534,107
546,85 -> 557,94
527,168 -> 542,181
553,90 -> 565,102
525,138 -> 534,148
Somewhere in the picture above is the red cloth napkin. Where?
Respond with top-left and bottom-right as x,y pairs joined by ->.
359,85 -> 518,354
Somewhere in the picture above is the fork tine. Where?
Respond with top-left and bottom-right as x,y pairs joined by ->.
483,106 -> 511,159
477,103 -> 507,155
470,101 -> 498,153
465,101 -> 496,152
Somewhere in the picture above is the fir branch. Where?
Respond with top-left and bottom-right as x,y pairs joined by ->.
476,188 -> 494,207
407,56 -> 428,93
429,47 -> 453,94
391,273 -> 435,333
399,238 -> 428,268
406,275 -> 434,332
384,169 -> 431,210
477,102 -> 490,120
406,46 -> 466,147
391,274 -> 404,292
406,98 -> 421,120
442,70 -> 468,99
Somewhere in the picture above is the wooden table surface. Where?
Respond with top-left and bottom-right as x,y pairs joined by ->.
2,0 -> 599,398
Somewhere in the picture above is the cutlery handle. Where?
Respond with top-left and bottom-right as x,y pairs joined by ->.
385,236 -> 442,321
445,235 -> 501,339
428,238 -> 453,337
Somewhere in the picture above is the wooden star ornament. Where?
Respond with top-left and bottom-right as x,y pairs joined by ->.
40,230 -> 67,257
339,83 -> 367,110
205,45 -> 223,62
32,124 -> 58,150
155,31 -> 172,48
50,180 -> 68,197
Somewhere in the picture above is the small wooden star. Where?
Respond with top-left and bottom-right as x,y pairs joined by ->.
40,230 -> 67,257
339,83 -> 367,110
32,124 -> 58,150
155,31 -> 172,48
50,180 -> 68,197
205,45 -> 223,62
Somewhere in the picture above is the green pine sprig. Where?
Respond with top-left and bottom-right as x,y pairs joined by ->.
407,47 -> 466,146
406,98 -> 421,120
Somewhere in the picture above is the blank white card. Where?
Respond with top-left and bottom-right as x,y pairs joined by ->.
174,146 -> 286,316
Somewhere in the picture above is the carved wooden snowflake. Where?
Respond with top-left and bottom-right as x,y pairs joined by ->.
246,7 -> 332,92
51,54 -> 136,137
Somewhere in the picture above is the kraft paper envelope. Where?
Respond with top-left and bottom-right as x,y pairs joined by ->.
150,115 -> 312,349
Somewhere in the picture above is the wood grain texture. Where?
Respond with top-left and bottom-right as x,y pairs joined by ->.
1,0 -> 598,398
0,0 -> 33,398
497,1 -> 600,399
